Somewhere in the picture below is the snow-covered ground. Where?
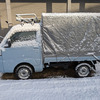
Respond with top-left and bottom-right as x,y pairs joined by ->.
0,63 -> 100,100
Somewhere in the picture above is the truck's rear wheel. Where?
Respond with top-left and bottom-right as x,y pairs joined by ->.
15,64 -> 33,79
75,63 -> 91,77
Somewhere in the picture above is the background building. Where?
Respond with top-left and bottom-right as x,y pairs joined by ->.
0,0 -> 100,29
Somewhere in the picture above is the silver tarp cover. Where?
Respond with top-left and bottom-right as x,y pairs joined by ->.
42,13 -> 100,57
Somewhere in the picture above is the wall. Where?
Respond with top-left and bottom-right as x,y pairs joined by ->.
0,2 -> 100,28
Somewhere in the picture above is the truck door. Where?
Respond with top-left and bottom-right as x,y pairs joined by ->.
2,31 -> 43,73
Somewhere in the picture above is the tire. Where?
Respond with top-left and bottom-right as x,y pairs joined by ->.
75,63 -> 91,78
15,64 -> 33,80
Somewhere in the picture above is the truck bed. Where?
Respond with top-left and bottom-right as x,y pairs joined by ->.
42,13 -> 100,58
44,56 -> 99,64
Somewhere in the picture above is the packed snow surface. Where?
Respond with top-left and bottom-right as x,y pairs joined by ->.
0,76 -> 100,100
0,63 -> 100,100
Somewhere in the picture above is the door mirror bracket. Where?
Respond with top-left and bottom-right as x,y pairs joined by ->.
4,39 -> 11,48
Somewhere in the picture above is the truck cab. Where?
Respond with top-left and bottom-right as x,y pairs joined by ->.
0,23 -> 44,79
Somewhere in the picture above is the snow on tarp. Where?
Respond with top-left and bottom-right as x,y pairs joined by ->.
42,13 -> 100,57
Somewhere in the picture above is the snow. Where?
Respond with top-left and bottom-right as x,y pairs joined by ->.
42,13 -> 100,17
12,40 -> 38,47
0,76 -> 100,100
0,15 -> 100,99
0,63 -> 100,100
0,23 -> 40,47
42,13 -> 100,57
7,23 -> 40,38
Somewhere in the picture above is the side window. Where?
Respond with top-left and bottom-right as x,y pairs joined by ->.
10,31 -> 36,43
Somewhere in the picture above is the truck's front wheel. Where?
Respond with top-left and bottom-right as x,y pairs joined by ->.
75,63 -> 91,77
15,64 -> 33,79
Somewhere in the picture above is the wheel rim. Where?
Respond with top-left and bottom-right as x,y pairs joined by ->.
18,68 -> 30,79
78,66 -> 90,77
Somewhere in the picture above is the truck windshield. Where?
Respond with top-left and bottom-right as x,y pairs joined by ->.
10,31 -> 36,43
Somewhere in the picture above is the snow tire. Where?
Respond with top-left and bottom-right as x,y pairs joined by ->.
75,63 -> 91,78
15,64 -> 33,80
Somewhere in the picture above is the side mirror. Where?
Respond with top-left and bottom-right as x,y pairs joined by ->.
4,39 -> 11,48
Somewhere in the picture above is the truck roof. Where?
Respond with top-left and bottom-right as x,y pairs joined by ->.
11,23 -> 40,32
6,23 -> 40,38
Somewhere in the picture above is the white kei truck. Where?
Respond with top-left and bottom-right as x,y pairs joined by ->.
0,13 -> 100,79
